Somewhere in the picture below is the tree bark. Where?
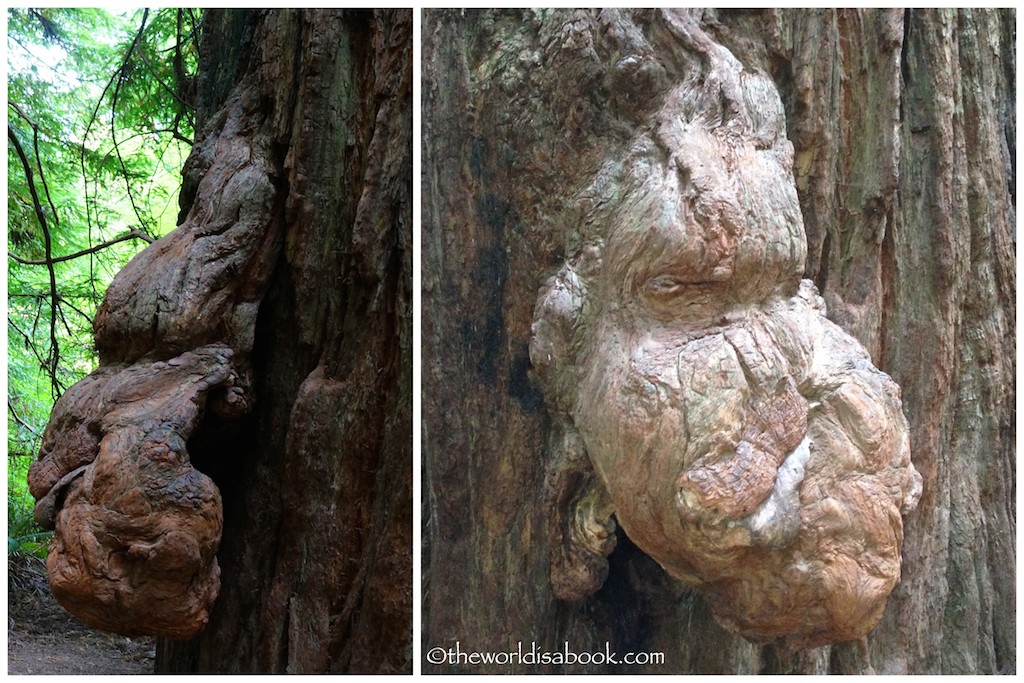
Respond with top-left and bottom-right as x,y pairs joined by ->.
164,9 -> 413,673
30,8 -> 412,674
422,8 -> 1013,674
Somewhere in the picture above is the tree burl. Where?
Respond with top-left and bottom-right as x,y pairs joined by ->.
28,85 -> 278,640
532,12 -> 922,650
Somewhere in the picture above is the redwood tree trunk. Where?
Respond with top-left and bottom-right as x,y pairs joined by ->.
153,9 -> 413,673
422,8 -> 1013,674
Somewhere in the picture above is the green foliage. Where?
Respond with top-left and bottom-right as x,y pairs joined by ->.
7,8 -> 200,554
8,452 -> 49,559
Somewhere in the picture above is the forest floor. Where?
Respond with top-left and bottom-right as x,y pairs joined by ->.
8,554 -> 155,675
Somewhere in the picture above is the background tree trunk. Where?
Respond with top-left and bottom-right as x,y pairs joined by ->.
422,8 -> 1013,674
156,9 -> 412,673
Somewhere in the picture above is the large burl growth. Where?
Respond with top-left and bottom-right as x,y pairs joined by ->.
27,88 -> 277,639
531,14 -> 922,650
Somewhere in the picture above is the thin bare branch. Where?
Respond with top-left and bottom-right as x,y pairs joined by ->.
8,315 -> 42,356
8,125 -> 62,398
8,101 -> 37,128
56,297 -> 96,328
8,399 -> 43,441
137,39 -> 193,111
30,120 -> 60,231
80,7 -> 151,292
109,9 -> 154,237
10,228 -> 154,266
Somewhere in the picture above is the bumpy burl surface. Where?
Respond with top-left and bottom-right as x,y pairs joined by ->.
29,347 -> 237,639
28,90 -> 277,640
575,282 -> 919,647
533,69 -> 921,648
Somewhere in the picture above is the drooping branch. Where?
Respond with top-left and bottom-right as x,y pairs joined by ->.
8,399 -> 43,441
10,228 -> 154,266
8,124 -> 63,398
54,296 -> 96,328
79,7 -> 154,281
108,9 -> 154,238
28,9 -> 60,42
136,38 -> 193,112
93,127 -> 193,151
29,120 -> 60,233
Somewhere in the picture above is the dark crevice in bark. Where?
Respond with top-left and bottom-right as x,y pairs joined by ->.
999,15 -> 1016,208
878,199 -> 897,374
195,10 -> 257,132
285,14 -> 305,140
589,529 -> 646,667
815,227 -> 832,296
898,9 -> 913,127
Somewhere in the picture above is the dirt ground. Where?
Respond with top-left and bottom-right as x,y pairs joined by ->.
8,554 -> 155,675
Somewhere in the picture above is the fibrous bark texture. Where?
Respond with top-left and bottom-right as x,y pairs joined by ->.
423,8 -> 1013,674
30,9 -> 412,673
